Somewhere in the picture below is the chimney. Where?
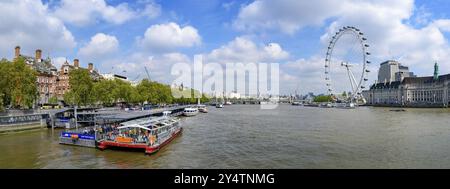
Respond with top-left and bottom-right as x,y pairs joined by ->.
35,49 -> 42,62
15,46 -> 21,59
88,63 -> 93,71
74,59 -> 79,68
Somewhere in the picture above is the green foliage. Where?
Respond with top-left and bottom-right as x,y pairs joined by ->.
0,93 -> 4,112
65,69 -> 94,106
0,58 -> 38,109
137,79 -> 174,105
48,96 -> 58,104
0,57 -> 210,110
0,59 -> 11,111
93,79 -> 116,106
4,58 -> 38,109
111,79 -> 138,104
314,95 -> 333,103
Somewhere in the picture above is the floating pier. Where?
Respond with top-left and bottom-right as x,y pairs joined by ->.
57,105 -> 189,148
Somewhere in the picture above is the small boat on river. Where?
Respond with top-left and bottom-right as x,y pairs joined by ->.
183,107 -> 199,116
292,101 -> 302,106
335,102 -> 356,109
97,117 -> 182,154
197,105 -> 208,113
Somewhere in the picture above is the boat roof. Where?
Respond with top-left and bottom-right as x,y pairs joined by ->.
117,124 -> 152,131
119,116 -> 179,130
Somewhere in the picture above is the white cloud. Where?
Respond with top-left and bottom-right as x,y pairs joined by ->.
138,22 -> 201,53
52,0 -> 161,26
233,0 -> 344,34
0,0 -> 76,59
112,52 -> 191,84
141,2 -> 162,19
318,0 -> 450,75
205,36 -> 289,63
233,0 -> 450,94
53,57 -> 69,69
222,1 -> 236,11
281,56 -> 360,95
78,33 -> 119,62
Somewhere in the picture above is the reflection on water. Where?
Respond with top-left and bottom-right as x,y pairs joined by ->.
1,105 -> 450,168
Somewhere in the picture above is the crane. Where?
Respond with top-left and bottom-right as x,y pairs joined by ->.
144,66 -> 150,81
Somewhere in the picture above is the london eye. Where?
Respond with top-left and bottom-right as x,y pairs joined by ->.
324,26 -> 370,104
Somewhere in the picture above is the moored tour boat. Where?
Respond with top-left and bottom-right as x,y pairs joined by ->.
97,117 -> 182,154
183,107 -> 199,116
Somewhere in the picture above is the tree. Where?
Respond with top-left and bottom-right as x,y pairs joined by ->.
111,79 -> 138,104
48,96 -> 58,104
0,94 -> 4,112
0,59 -> 11,111
65,69 -> 94,106
137,79 -> 169,105
9,57 -> 38,109
314,95 -> 333,103
92,79 -> 116,106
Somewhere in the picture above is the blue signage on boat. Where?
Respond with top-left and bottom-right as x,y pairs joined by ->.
61,132 -> 95,140
59,118 -> 70,123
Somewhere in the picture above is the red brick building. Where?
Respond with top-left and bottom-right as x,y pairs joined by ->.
14,46 -> 58,105
13,46 -> 103,104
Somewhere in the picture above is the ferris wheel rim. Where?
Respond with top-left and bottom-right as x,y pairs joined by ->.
324,26 -> 370,100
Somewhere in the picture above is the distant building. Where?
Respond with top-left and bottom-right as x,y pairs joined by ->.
378,60 -> 416,83
363,62 -> 449,107
14,46 -> 58,104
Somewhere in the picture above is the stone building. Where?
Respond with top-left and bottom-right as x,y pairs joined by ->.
12,46 -> 103,104
14,46 -> 58,104
363,62 -> 450,107
56,59 -> 102,100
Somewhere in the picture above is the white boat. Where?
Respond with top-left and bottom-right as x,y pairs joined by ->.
98,116 -> 182,154
292,101 -> 302,106
225,101 -> 232,105
183,107 -> 199,116
335,102 -> 356,109
216,104 -> 224,108
319,102 -> 333,108
197,105 -> 208,113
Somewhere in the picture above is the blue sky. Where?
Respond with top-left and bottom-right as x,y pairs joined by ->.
2,0 -> 450,95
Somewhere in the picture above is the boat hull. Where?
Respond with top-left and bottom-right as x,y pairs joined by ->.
97,128 -> 183,155
183,112 -> 198,116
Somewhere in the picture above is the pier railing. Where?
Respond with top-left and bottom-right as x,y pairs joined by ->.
0,114 -> 46,126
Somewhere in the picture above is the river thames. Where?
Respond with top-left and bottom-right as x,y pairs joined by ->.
1,105 -> 450,169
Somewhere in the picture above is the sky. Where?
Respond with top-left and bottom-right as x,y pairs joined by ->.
1,0 -> 450,95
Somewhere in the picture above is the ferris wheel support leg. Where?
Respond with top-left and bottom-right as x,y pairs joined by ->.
349,69 -> 359,92
346,68 -> 361,102
345,67 -> 356,95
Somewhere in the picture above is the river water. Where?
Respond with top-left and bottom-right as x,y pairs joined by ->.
1,105 -> 450,169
